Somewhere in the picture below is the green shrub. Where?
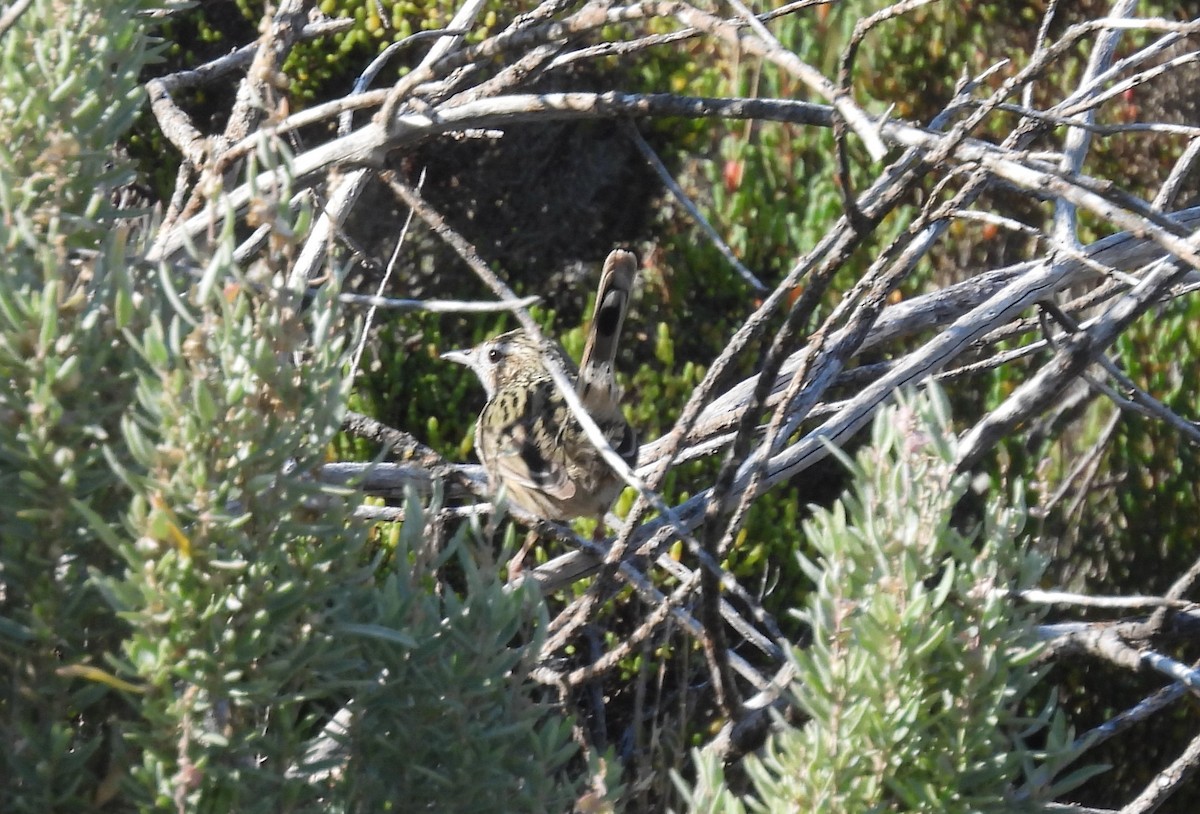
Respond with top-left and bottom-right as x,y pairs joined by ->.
679,389 -> 1083,812
0,4 -> 586,810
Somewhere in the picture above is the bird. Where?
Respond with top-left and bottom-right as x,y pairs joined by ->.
442,249 -> 639,528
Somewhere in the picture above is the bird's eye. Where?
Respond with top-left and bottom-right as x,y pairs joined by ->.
487,347 -> 503,364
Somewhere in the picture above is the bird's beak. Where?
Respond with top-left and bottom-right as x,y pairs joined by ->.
440,348 -> 473,367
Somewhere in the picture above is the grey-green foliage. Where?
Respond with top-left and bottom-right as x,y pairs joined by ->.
0,2 -> 583,811
98,253 -> 582,808
0,2 -> 149,239
101,239 -> 582,811
327,512 -> 584,812
680,389 -> 1080,813
0,1 -> 157,810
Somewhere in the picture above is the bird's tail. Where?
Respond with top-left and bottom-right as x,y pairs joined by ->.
578,249 -> 636,410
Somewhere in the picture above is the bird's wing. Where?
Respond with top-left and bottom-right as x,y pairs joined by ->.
484,383 -> 577,501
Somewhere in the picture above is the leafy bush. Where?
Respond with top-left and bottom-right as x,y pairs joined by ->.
679,390 -> 1082,813
0,4 -> 584,811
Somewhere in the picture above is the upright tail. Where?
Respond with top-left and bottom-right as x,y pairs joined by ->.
577,249 -> 636,411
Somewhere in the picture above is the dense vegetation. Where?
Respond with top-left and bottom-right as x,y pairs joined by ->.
3,1 -> 1200,811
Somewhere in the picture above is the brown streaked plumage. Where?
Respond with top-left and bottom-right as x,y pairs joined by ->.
442,250 -> 638,523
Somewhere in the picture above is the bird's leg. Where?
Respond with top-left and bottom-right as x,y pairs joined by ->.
506,521 -> 555,582
505,529 -> 537,581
